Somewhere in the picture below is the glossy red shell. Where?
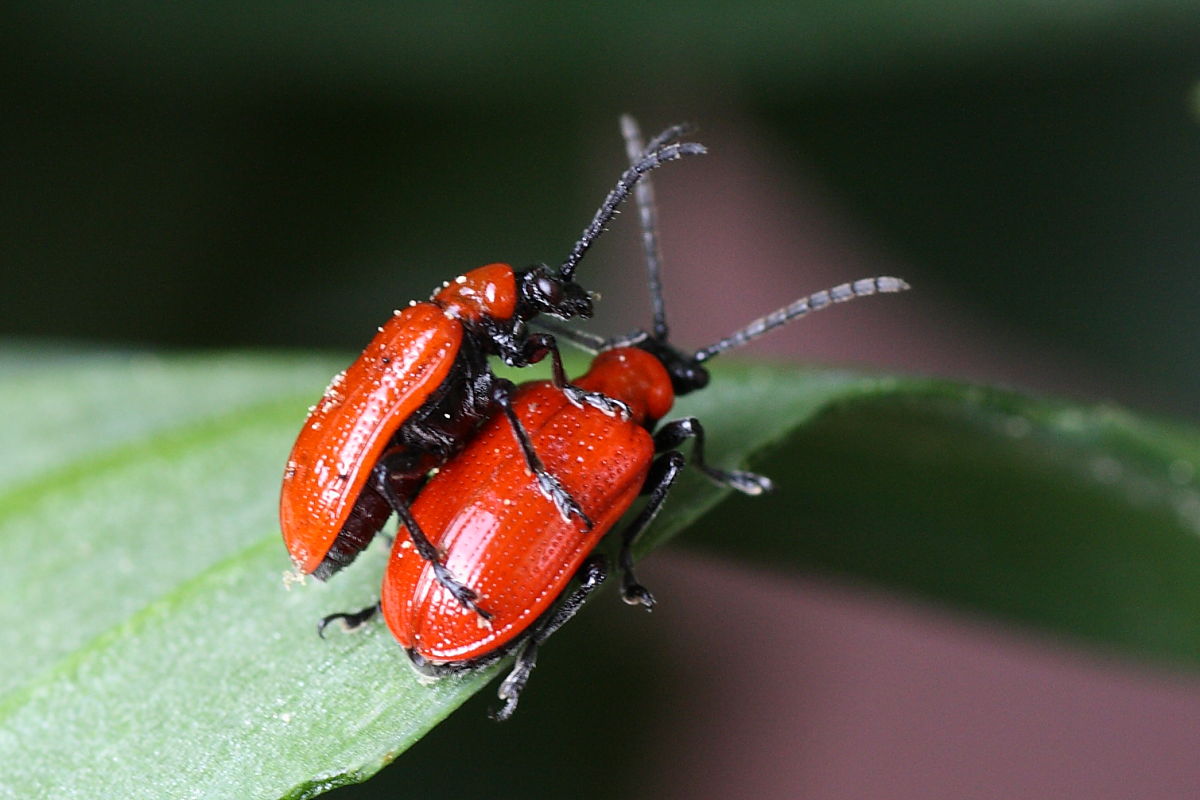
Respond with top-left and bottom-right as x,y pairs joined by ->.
431,263 -> 517,324
280,303 -> 462,573
381,347 -> 675,662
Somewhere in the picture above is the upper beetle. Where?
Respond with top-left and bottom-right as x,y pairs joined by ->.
279,127 -> 705,615
320,117 -> 910,718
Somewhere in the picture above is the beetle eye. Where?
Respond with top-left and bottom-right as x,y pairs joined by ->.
536,275 -> 562,305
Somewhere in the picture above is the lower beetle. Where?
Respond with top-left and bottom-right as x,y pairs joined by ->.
320,117 -> 910,718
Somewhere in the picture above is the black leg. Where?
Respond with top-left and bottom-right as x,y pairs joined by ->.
492,555 -> 609,721
523,333 -> 631,419
317,602 -> 380,638
616,451 -> 687,609
491,378 -> 595,531
372,460 -> 492,620
654,417 -> 774,495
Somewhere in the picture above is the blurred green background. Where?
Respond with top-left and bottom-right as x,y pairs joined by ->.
7,2 -> 1200,798
8,2 -> 1200,413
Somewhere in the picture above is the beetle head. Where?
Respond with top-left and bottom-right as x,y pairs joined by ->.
517,265 -> 593,321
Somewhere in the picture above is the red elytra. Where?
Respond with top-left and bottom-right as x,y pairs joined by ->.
381,347 -> 672,663
278,133 -> 705,593
281,299 -> 462,575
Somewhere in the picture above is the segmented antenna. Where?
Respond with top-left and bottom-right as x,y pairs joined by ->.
534,317 -> 650,354
642,121 -> 695,154
559,139 -> 706,281
621,115 -> 692,340
693,276 -> 911,362
534,318 -> 607,354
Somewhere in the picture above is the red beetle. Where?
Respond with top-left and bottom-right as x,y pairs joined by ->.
280,129 -> 704,615
320,117 -> 910,719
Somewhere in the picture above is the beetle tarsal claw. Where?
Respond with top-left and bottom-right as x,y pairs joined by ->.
535,473 -> 594,530
726,470 -> 774,495
563,385 -> 629,419
556,496 -> 594,531
622,584 -> 656,610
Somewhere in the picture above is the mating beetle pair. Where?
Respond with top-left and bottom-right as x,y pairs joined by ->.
280,138 -> 703,613
280,117 -> 908,719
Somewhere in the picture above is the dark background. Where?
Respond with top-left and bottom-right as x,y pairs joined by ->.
7,3 -> 1200,797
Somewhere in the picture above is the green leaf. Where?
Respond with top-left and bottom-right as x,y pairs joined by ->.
686,380 -> 1200,667
1,350 -> 1197,797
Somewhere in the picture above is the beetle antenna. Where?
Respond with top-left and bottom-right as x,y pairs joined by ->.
621,116 -> 694,340
601,328 -> 652,350
693,276 -> 911,363
533,318 -> 606,354
533,318 -> 652,355
642,121 -> 696,153
559,137 -> 706,281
